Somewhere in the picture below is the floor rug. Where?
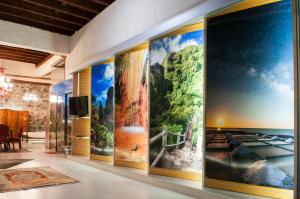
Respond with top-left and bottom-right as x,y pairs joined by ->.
0,167 -> 78,192
0,159 -> 32,169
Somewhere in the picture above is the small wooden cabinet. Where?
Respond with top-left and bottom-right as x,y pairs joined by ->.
71,67 -> 91,156
0,109 -> 29,132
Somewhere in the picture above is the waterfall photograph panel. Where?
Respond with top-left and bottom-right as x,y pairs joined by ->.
149,23 -> 204,180
91,60 -> 114,161
205,0 -> 294,197
114,44 -> 149,169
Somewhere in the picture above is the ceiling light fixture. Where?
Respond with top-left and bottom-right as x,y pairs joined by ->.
23,93 -> 38,102
0,59 -> 13,97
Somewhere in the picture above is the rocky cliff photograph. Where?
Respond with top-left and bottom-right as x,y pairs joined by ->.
114,47 -> 149,167
91,61 -> 114,157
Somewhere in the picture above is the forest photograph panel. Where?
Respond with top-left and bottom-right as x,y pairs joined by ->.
149,28 -> 204,173
114,49 -> 148,165
91,62 -> 114,156
206,0 -> 294,190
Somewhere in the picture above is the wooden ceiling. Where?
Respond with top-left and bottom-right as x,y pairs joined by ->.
0,0 -> 115,35
0,44 -> 51,66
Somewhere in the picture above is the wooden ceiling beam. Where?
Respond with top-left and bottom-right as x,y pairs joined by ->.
0,49 -> 48,57
58,0 -> 106,14
23,0 -> 96,20
0,55 -> 41,64
0,5 -> 79,31
0,0 -> 114,35
7,74 -> 51,80
6,75 -> 52,85
0,13 -> 73,35
35,54 -> 54,68
92,0 -> 112,6
0,0 -> 87,26
0,44 -> 54,65
0,52 -> 44,62
0,45 -> 49,56
52,65 -> 65,68
0,50 -> 48,60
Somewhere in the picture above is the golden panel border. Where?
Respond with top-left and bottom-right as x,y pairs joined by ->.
157,22 -> 204,40
209,0 -> 280,18
90,154 -> 113,162
118,42 -> 149,55
150,167 -> 201,181
114,160 -> 147,170
205,178 -> 293,199
205,1 -> 294,199
97,57 -> 115,65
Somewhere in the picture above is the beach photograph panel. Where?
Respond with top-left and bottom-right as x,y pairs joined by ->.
91,62 -> 114,157
114,48 -> 149,165
149,27 -> 204,175
205,0 -> 294,190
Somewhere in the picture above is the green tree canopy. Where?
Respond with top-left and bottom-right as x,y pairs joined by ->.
163,45 -> 204,129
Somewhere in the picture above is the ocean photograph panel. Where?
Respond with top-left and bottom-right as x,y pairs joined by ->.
91,62 -> 114,156
114,49 -> 148,164
205,0 -> 294,189
149,28 -> 204,173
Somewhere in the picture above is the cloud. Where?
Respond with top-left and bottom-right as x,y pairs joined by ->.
260,71 -> 293,100
96,63 -> 114,84
177,39 -> 199,51
247,67 -> 257,77
104,63 -> 114,79
167,36 -> 198,52
168,35 -> 182,52
151,35 -> 199,65
96,90 -> 109,104
150,47 -> 167,65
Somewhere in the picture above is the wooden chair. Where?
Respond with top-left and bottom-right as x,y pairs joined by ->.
10,127 -> 23,150
0,124 -> 10,150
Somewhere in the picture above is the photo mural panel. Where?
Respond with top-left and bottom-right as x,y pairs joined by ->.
91,61 -> 114,158
114,46 -> 149,168
149,24 -> 204,179
205,0 -> 294,194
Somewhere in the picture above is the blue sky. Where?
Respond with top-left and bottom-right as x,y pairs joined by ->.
92,62 -> 114,107
51,78 -> 73,95
206,0 -> 294,129
150,30 -> 204,65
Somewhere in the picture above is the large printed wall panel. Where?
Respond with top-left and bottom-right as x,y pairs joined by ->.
114,44 -> 149,169
91,58 -> 114,162
297,0 -> 300,198
205,0 -> 294,198
149,23 -> 204,180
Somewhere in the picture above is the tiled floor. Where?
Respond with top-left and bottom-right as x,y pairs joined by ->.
0,143 -> 276,199
0,143 -> 193,199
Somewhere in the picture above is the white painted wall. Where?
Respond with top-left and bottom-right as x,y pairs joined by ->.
0,0 -> 240,80
50,68 -> 65,83
66,0 -> 240,75
3,59 -> 38,77
2,59 -> 63,84
35,55 -> 64,77
66,0 -> 205,74
0,20 -> 69,55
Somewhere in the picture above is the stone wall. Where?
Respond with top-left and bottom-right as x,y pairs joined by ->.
0,81 -> 50,132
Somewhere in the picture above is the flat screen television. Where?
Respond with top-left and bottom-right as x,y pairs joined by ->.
69,96 -> 89,117
69,97 -> 78,116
